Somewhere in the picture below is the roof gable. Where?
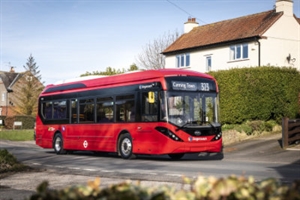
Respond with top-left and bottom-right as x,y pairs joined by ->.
296,16 -> 300,24
0,71 -> 23,91
163,10 -> 283,54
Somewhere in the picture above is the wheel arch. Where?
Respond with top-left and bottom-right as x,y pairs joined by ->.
117,129 -> 131,156
52,130 -> 63,149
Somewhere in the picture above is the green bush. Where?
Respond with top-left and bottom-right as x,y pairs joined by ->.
222,120 -> 279,135
0,149 -> 27,173
236,123 -> 253,135
3,115 -> 35,129
209,66 -> 300,124
29,176 -> 300,200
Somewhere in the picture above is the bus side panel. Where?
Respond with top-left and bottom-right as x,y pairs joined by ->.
66,124 -> 115,152
129,123 -> 169,155
35,118 -> 56,149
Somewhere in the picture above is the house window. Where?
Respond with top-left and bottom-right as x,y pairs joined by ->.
206,56 -> 212,71
1,93 -> 5,102
230,44 -> 248,60
186,54 -> 190,66
176,53 -> 190,68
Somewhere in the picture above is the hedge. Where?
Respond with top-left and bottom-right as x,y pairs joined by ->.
29,176 -> 300,200
209,66 -> 300,124
0,115 -> 35,129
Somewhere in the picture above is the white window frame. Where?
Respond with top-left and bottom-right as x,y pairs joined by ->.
206,56 -> 212,71
1,93 -> 5,102
230,43 -> 248,61
176,53 -> 190,68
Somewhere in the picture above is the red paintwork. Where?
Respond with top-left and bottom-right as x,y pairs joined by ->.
35,69 -> 222,155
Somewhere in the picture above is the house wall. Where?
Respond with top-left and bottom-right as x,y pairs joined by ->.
260,15 -> 300,69
165,8 -> 300,72
165,41 -> 260,72
0,79 -> 8,116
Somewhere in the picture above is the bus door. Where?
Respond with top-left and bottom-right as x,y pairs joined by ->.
135,90 -> 159,153
95,97 -> 115,151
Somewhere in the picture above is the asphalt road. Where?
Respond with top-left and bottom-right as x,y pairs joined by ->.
0,133 -> 300,200
1,133 -> 299,184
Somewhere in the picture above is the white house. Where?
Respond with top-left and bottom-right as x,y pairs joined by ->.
162,0 -> 300,72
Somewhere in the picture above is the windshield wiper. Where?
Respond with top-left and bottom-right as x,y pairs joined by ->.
176,120 -> 197,131
176,120 -> 220,131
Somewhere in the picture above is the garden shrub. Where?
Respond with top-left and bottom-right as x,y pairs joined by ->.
209,66 -> 300,124
3,115 -> 35,129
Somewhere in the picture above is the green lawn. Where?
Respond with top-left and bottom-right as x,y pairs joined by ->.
0,129 -> 34,141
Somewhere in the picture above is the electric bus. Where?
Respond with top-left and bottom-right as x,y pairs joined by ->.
35,69 -> 222,159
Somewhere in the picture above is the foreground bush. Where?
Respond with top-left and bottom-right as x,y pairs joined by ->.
29,176 -> 300,200
0,149 -> 27,173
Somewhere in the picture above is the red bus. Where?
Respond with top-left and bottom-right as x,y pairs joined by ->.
35,69 -> 222,159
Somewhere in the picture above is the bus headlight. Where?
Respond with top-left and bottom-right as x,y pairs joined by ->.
212,132 -> 222,141
155,127 -> 183,142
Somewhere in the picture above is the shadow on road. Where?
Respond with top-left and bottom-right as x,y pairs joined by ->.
45,150 -> 224,162
270,159 -> 300,183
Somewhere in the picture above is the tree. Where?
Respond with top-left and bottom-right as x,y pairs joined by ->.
136,30 -> 180,69
23,54 -> 42,81
10,54 -> 44,116
81,63 -> 139,77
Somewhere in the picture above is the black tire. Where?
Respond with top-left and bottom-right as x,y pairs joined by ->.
168,153 -> 185,160
119,133 -> 134,159
53,133 -> 66,154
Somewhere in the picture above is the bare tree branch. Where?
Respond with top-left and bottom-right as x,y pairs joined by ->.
136,30 -> 180,69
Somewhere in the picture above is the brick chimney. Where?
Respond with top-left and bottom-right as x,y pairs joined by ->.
276,0 -> 293,16
184,17 -> 199,33
10,66 -> 15,72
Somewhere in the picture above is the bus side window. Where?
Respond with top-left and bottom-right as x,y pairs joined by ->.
141,92 -> 158,121
43,102 -> 52,119
116,94 -> 135,122
53,100 -> 67,119
79,98 -> 95,123
97,97 -> 113,123
71,99 -> 78,123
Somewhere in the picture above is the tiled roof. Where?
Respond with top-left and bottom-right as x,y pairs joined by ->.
162,10 -> 283,54
0,71 -> 23,90
296,16 -> 300,24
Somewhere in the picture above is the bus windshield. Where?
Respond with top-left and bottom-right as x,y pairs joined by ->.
161,91 -> 220,127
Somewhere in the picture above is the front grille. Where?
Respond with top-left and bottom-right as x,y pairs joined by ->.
183,128 -> 219,136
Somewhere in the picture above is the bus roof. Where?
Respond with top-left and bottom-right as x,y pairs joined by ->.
42,69 -> 216,94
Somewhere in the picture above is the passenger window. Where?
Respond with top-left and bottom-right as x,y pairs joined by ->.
79,98 -> 95,123
42,100 -> 67,120
71,99 -> 78,123
116,94 -> 135,122
53,100 -> 67,119
42,102 -> 53,119
141,92 -> 158,121
97,97 -> 114,123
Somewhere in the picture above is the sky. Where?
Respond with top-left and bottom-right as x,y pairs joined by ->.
1,0 -> 300,86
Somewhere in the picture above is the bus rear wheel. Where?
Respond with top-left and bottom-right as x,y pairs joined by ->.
53,133 -> 66,154
119,133 -> 134,159
168,153 -> 184,160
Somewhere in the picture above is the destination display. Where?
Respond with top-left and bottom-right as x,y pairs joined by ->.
171,81 -> 213,91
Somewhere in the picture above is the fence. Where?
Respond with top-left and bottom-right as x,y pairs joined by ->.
282,117 -> 300,149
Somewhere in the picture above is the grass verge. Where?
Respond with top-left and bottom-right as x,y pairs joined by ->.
0,129 -> 34,141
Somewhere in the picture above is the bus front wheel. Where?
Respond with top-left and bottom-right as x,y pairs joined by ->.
119,133 -> 135,159
53,133 -> 66,154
